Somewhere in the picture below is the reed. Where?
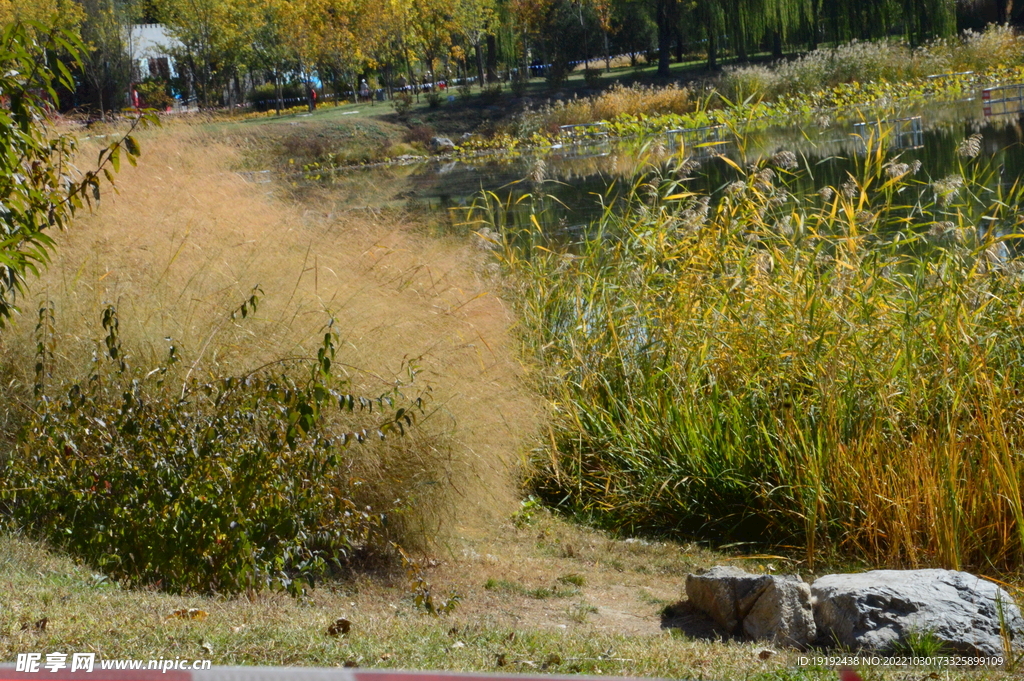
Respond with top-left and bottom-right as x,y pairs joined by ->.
525,83 -> 695,133
483,130 -> 1024,572
722,24 -> 1024,103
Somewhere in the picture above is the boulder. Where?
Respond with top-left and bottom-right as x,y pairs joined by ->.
429,137 -> 455,153
743,575 -> 816,648
685,566 -> 815,648
812,569 -> 1024,656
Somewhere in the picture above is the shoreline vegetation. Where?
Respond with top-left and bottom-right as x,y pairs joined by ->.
475,26 -> 1024,154
229,25 -> 1024,177
5,12 -> 1024,674
484,127 -> 1024,576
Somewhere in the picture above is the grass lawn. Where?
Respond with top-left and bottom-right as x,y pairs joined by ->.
3,513 -> 1018,679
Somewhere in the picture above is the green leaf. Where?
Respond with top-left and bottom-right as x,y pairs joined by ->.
124,135 -> 140,157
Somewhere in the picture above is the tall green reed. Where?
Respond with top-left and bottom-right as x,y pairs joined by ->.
480,132 -> 1024,572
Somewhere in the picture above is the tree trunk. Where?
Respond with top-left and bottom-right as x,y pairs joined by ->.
475,40 -> 485,88
736,16 -> 748,62
808,0 -> 820,50
656,0 -> 676,76
486,33 -> 498,83
707,17 -> 717,69
772,30 -> 783,60
998,0 -> 1015,24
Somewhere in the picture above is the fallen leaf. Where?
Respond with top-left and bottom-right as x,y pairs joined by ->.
201,641 -> 214,655
451,641 -> 465,649
518,660 -> 537,669
327,617 -> 351,636
542,653 -> 562,670
495,653 -> 507,667
230,625 -> 247,634
167,608 -> 207,622
379,653 -> 392,661
343,660 -> 359,668
757,649 -> 775,660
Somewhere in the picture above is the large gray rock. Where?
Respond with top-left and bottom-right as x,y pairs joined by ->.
429,137 -> 455,153
812,569 -> 1024,656
743,574 -> 816,648
685,566 -> 816,648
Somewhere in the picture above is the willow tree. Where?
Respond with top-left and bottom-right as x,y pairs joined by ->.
902,0 -> 956,45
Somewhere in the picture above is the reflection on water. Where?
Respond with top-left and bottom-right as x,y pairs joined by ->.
304,95 -> 1024,232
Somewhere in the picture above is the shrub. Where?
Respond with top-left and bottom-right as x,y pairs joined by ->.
480,83 -> 503,104
404,123 -> 437,144
247,82 -> 307,111
392,91 -> 414,115
511,74 -> 529,97
425,91 -> 443,108
546,62 -> 569,90
136,79 -> 174,110
2,302 -> 428,594
583,68 -> 602,89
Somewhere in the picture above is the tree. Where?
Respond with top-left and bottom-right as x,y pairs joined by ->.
612,0 -> 655,66
78,0 -> 135,119
245,0 -> 293,113
0,0 -> 84,34
654,0 -> 675,75
156,0 -> 248,107
0,19 -> 154,327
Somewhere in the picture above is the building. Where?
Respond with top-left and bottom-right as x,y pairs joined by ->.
126,24 -> 180,81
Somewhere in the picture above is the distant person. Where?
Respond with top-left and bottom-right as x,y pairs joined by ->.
359,79 -> 370,102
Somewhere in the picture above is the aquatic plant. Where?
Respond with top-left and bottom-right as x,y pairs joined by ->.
486,133 -> 1024,572
720,24 -> 1024,103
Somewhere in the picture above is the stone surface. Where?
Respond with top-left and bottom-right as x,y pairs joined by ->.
685,566 -> 816,647
743,574 -> 816,648
812,569 -> 1024,656
429,137 -> 455,153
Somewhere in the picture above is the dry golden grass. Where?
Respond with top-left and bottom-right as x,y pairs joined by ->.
0,119 -> 541,547
2,523 -> 1021,678
529,83 -> 694,130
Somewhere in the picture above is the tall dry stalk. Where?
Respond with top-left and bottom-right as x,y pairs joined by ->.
492,130 -> 1024,572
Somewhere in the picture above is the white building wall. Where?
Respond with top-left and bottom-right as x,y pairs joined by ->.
126,24 -> 181,79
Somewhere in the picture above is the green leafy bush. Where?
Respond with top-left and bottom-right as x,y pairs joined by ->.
511,75 -> 528,97
583,68 -> 602,89
480,83 -> 503,104
2,301 -> 427,595
136,79 -> 174,110
392,91 -> 414,116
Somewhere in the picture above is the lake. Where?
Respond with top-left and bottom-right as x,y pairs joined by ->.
296,92 -> 1024,236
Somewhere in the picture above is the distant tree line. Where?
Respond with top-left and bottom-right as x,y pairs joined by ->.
0,0 -> 1020,112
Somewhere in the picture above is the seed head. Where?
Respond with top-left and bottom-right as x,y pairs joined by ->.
956,133 -> 983,159
772,150 -> 798,171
